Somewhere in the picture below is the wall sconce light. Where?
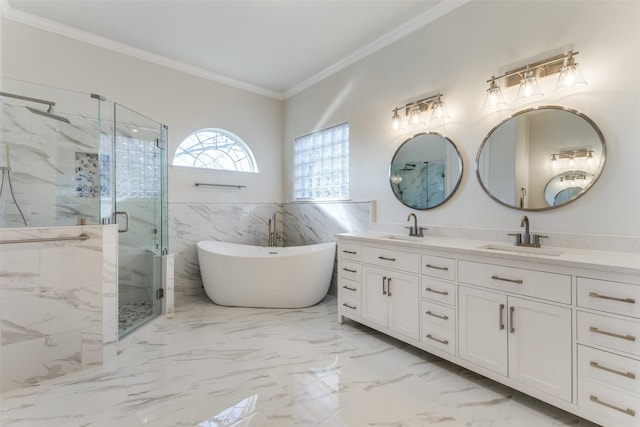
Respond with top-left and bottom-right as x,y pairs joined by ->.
483,50 -> 586,110
391,93 -> 448,130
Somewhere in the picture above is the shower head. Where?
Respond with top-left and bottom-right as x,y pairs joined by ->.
25,106 -> 71,124
0,91 -> 71,124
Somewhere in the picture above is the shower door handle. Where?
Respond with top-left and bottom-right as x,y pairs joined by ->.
114,211 -> 130,233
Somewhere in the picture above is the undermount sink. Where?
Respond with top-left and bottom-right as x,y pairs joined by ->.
479,244 -> 564,257
379,234 -> 425,242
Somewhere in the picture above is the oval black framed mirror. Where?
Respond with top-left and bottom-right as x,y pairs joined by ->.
389,132 -> 463,210
476,106 -> 605,211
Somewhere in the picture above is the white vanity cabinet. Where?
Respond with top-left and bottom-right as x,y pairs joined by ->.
336,233 -> 640,427
575,275 -> 640,427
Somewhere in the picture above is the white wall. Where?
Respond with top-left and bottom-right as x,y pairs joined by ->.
1,18 -> 284,205
284,1 -> 640,238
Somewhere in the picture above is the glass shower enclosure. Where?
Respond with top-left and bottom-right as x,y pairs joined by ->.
0,78 -> 168,337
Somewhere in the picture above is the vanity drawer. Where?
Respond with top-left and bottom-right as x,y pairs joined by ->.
362,246 -> 419,273
422,323 -> 456,356
340,294 -> 360,317
421,254 -> 455,281
578,377 -> 639,427
422,300 -> 455,331
578,345 -> 640,394
577,311 -> 640,357
340,261 -> 361,282
340,243 -> 361,261
422,277 -> 456,306
340,278 -> 361,298
577,277 -> 640,319
458,260 -> 571,304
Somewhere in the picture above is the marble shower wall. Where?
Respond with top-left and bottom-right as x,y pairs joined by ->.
0,99 -> 101,228
169,201 -> 370,300
0,225 -> 118,393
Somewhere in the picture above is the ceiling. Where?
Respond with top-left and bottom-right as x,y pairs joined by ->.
4,0 -> 465,98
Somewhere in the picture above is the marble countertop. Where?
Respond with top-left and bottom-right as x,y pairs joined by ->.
337,231 -> 640,276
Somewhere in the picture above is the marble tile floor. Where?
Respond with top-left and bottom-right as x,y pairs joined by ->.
0,295 -> 600,427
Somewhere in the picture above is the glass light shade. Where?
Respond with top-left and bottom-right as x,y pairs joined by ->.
515,70 -> 543,101
407,105 -> 424,127
391,110 -> 402,130
483,85 -> 507,110
555,63 -> 587,91
430,99 -> 449,121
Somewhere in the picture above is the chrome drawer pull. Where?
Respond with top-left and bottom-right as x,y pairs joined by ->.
342,303 -> 357,310
378,256 -> 396,261
491,275 -> 523,284
426,334 -> 449,345
342,285 -> 357,292
589,292 -> 636,304
589,326 -> 636,342
509,306 -> 515,333
382,276 -> 387,295
499,304 -> 505,330
342,267 -> 357,273
425,311 -> 449,320
343,250 -> 357,254
425,287 -> 449,296
589,395 -> 636,417
590,361 -> 636,379
387,278 -> 392,297
425,264 -> 448,271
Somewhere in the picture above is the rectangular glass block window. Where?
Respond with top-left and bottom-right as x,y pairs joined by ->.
294,122 -> 349,200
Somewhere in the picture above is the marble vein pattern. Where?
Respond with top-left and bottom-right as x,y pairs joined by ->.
0,225 -> 117,393
0,295 -> 599,427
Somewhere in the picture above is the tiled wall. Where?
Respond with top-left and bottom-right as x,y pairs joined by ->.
0,225 -> 117,393
169,201 -> 370,300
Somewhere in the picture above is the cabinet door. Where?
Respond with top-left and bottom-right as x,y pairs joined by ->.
459,286 -> 508,376
508,297 -> 572,402
362,266 -> 389,328
387,271 -> 420,341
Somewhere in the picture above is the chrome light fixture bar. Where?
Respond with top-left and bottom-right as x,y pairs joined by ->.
391,93 -> 447,130
550,148 -> 594,161
483,50 -> 586,110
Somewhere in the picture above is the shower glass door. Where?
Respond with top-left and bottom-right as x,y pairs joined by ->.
112,103 -> 167,337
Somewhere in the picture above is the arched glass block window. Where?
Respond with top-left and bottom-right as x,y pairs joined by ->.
173,128 -> 258,172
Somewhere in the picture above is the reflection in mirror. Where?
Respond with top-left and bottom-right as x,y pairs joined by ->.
389,132 -> 462,210
476,106 -> 605,211
544,170 -> 594,206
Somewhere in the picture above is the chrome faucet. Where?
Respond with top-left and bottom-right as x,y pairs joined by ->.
267,212 -> 281,247
405,213 -> 425,237
508,215 -> 548,248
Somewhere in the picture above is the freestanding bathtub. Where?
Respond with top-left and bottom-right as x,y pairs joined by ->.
196,241 -> 336,308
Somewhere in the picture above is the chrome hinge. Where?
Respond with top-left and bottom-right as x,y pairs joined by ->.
156,288 -> 165,300
156,138 -> 166,149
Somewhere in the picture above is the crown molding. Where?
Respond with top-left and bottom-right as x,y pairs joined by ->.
283,0 -> 471,99
0,0 -> 284,100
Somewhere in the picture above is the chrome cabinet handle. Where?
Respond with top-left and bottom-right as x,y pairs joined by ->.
342,285 -> 357,292
382,276 -> 387,295
589,292 -> 636,304
509,306 -> 515,333
114,211 -> 129,233
499,304 -> 505,330
343,267 -> 357,273
387,278 -> 392,297
491,275 -> 523,284
425,264 -> 448,271
342,303 -> 357,310
589,326 -> 636,342
425,287 -> 448,296
378,256 -> 396,261
426,334 -> 449,345
343,250 -> 357,254
590,361 -> 636,379
425,311 -> 448,320
589,395 -> 636,417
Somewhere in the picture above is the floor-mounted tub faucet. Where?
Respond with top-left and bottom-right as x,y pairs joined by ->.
268,212 -> 280,247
